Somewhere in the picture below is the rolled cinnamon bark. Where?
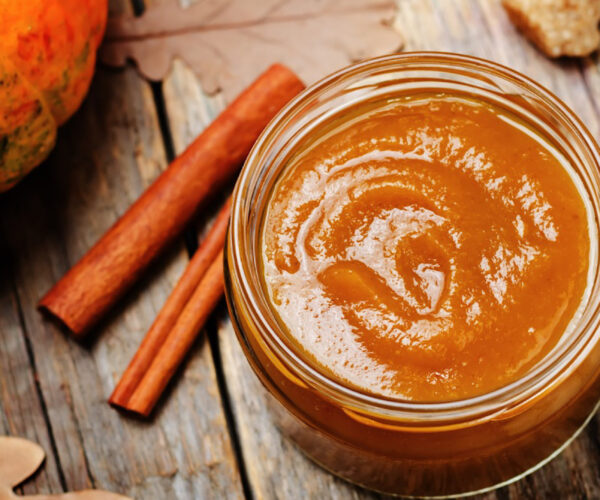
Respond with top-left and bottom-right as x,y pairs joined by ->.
109,200 -> 230,410
39,64 -> 304,337
125,250 -> 225,416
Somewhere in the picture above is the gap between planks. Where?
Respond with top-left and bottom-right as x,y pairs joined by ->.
6,260 -> 70,493
133,1 -> 255,498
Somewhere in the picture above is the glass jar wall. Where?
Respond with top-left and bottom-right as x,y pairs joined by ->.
225,53 -> 600,498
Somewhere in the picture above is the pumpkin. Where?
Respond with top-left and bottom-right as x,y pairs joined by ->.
0,0 -> 108,192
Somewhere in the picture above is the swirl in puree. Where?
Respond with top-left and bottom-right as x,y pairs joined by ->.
261,95 -> 590,401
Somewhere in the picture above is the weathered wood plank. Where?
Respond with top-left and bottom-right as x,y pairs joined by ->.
159,0 -> 600,498
0,236 -> 63,495
145,51 -> 384,499
157,1 -> 383,495
4,0 -> 600,498
0,0 -> 244,497
397,2 -> 600,499
2,63 -> 242,500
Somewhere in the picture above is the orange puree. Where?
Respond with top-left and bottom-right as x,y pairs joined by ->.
261,94 -> 590,401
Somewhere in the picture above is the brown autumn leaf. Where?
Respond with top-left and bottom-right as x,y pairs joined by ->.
100,0 -> 403,100
0,438 -> 45,490
0,437 -> 131,500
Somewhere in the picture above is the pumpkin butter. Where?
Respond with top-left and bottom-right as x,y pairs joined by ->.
261,94 -> 590,402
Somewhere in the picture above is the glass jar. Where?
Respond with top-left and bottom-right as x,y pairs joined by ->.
224,53 -> 600,498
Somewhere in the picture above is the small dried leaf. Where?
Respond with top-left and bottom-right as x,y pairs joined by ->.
0,437 -> 45,489
0,437 -> 131,500
100,0 -> 403,100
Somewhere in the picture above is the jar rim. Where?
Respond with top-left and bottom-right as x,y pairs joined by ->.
227,52 -> 600,422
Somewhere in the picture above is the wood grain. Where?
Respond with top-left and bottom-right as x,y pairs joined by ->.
3,0 -> 600,499
167,1 -> 600,499
0,235 -> 63,496
0,0 -> 243,497
158,0 -> 387,497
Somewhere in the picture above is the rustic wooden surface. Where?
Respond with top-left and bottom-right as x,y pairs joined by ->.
2,0 -> 600,498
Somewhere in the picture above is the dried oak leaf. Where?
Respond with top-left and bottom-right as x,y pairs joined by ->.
0,437 -> 131,500
100,0 -> 403,99
0,438 -> 44,490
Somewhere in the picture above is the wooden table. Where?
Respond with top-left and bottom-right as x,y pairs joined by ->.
2,0 -> 600,498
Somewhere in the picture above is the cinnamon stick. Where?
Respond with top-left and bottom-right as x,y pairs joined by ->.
39,64 -> 304,337
126,250 -> 225,416
109,200 -> 231,409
